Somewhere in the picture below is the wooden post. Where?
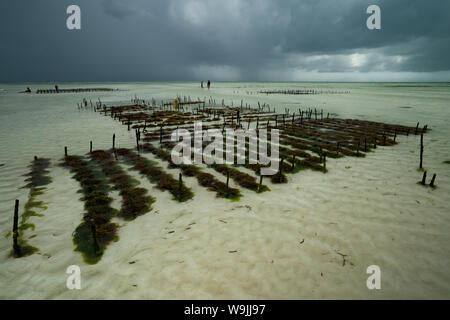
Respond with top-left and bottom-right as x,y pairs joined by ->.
420,134 -> 424,169
430,174 -> 436,187
226,171 -> 230,190
90,141 -> 93,153
113,134 -> 116,150
160,125 -> 163,144
128,115 -> 131,131
278,158 -> 284,182
258,174 -> 263,192
179,173 -> 183,194
394,129 -> 397,142
90,221 -> 100,254
421,171 -> 427,185
64,146 -> 68,157
34,156 -> 38,161
415,122 -> 419,135
291,155 -> 296,169
13,199 -> 20,257
135,130 -> 140,152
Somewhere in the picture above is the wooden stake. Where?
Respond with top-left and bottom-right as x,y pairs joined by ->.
135,130 -> 140,152
113,134 -> 116,150
258,174 -> 263,192
421,171 -> 427,185
13,199 -> 20,257
430,174 -> 436,187
278,158 -> 284,182
420,134 -> 424,169
90,221 -> 100,254
64,146 -> 68,157
90,141 -> 92,153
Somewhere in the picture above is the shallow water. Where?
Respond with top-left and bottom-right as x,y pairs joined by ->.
1,82 -> 449,299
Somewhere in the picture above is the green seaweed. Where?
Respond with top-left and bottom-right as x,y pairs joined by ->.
11,158 -> 52,258
60,155 -> 119,264
143,143 -> 241,200
116,148 -> 194,202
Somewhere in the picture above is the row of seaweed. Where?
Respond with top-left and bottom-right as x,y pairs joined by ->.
7,157 -> 52,258
141,142 -> 241,200
114,148 -> 194,202
90,150 -> 155,220
60,155 -> 120,264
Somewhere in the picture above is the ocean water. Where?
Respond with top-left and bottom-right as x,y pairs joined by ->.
1,82 -> 449,299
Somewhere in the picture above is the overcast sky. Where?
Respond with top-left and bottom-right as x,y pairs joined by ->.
1,0 -> 449,82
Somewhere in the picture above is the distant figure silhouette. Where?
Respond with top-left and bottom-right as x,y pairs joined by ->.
19,87 -> 32,93
201,81 -> 204,88
207,80 -> 211,90
55,85 -> 59,92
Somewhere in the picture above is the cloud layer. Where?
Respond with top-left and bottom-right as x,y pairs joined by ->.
1,0 -> 449,81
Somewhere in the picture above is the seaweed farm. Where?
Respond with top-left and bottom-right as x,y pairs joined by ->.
5,95 -> 431,265
3,97 -> 428,264
1,82 -> 449,300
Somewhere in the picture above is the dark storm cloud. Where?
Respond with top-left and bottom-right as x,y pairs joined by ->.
0,0 -> 449,82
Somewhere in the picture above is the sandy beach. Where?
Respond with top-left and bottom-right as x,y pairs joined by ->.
0,82 -> 449,299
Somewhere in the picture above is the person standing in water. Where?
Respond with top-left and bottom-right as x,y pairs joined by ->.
201,81 -> 204,88
207,80 -> 211,90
